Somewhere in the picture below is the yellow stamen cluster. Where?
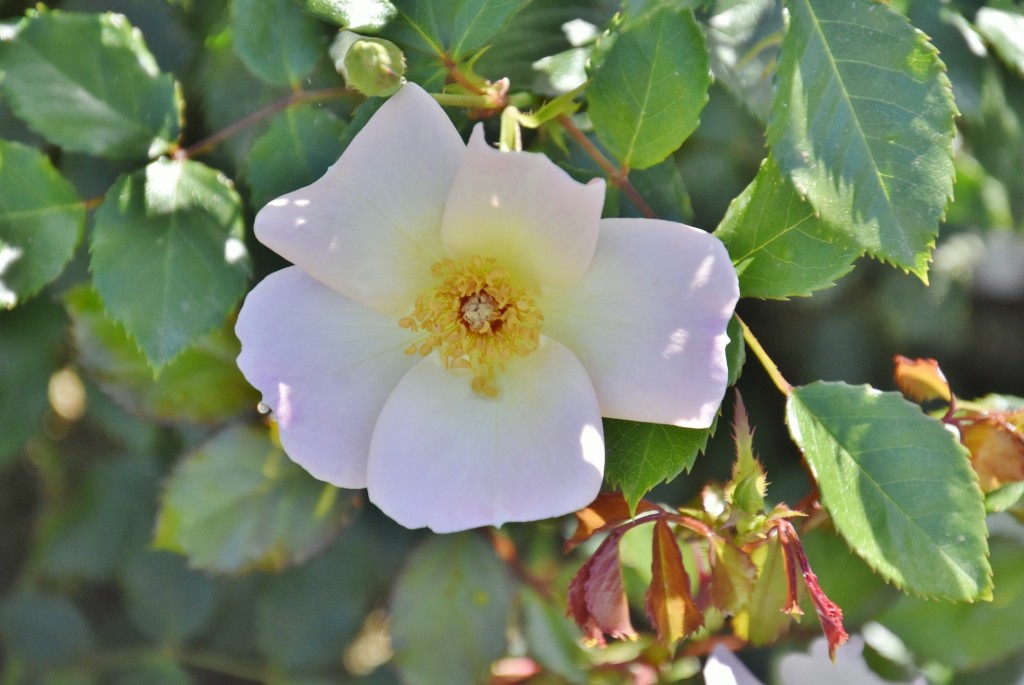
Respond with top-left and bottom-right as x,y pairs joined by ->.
399,256 -> 543,396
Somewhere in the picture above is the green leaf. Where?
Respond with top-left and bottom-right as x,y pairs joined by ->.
715,156 -> 861,299
705,0 -> 783,121
767,0 -> 957,278
245,104 -> 346,211
618,159 -> 693,223
0,299 -> 66,464
603,419 -> 710,511
0,140 -> 84,307
231,0 -> 326,86
65,285 -> 257,424
0,9 -> 181,158
40,457 -> 159,582
521,588 -> 588,685
120,551 -> 218,643
974,6 -> 1024,77
90,158 -> 250,369
293,0 -> 397,30
390,533 -> 513,685
786,381 -> 991,600
0,594 -> 94,667
735,536 -> 791,646
255,512 -> 416,672
112,656 -> 194,685
587,7 -> 710,170
155,424 -> 355,574
387,0 -> 531,60
879,538 -> 1024,671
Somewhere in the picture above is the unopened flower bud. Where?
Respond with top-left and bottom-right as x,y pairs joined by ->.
330,31 -> 405,97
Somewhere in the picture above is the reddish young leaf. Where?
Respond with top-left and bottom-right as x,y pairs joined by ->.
566,492 -> 659,551
959,411 -> 1024,492
567,528 -> 636,645
777,520 -> 848,660
710,539 -> 757,616
893,355 -> 952,403
644,519 -> 703,645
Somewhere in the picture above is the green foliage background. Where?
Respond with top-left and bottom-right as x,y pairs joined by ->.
1,0 -> 1023,683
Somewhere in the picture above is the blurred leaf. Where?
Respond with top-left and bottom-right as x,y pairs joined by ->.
879,538 -> 1024,671
733,536 -> 790,646
40,456 -> 158,582
391,533 -> 513,685
974,6 -> 1024,77
907,1 -> 986,120
521,587 -> 588,685
645,519 -> 702,644
960,411 -> 1024,493
892,355 -> 953,403
618,159 -> 692,223
603,419 -> 710,512
588,7 -> 710,170
0,594 -> 94,667
245,104 -> 346,211
232,0 -> 325,86
0,140 -> 84,307
0,299 -> 65,463
387,0 -> 531,60
986,482 -> 1024,513
704,0 -> 783,121
293,0 -> 396,30
65,285 -> 256,423
120,551 -> 218,643
786,382 -> 991,600
715,156 -> 860,299
0,9 -> 180,158
155,424 -> 355,574
112,656 -> 194,685
90,158 -> 250,369
767,0 -> 956,278
256,511 -> 415,672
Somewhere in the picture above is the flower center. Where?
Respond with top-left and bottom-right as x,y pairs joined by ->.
399,256 -> 543,396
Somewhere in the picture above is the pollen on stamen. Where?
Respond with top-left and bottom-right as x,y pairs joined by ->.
399,256 -> 543,395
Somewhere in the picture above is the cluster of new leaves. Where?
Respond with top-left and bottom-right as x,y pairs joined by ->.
1,0 -> 1024,683
568,399 -> 848,660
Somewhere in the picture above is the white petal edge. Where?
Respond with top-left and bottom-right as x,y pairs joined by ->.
366,338 -> 604,533
704,645 -> 764,685
441,126 -> 605,293
541,218 -> 739,427
235,267 -> 419,487
254,83 -> 464,316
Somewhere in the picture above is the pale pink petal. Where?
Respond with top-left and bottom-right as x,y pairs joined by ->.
704,645 -> 764,685
366,339 -> 604,532
542,218 -> 739,428
441,127 -> 605,293
254,83 -> 464,316
235,267 -> 418,487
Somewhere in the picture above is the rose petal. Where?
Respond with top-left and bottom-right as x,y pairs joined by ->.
441,126 -> 605,293
704,645 -> 763,685
235,267 -> 418,487
542,218 -> 739,427
366,338 -> 604,532
254,83 -> 464,315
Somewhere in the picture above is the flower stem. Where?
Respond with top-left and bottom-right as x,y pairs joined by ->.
174,86 -> 352,161
736,315 -> 793,396
555,114 -> 657,219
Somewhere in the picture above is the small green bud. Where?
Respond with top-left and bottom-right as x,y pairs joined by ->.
330,31 -> 405,97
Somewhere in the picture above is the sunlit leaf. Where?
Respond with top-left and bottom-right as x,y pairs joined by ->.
959,412 -> 1024,493
645,519 -> 703,644
566,492 -> 659,551
705,0 -> 783,121
727,392 -> 767,514
387,0 -> 531,60
603,419 -> 710,513
0,9 -> 181,158
293,0 -> 397,30
588,6 -> 709,170
155,424 -> 356,573
567,527 -> 635,645
90,158 -> 250,369
768,0 -> 957,277
710,539 -> 756,616
232,0 -> 326,86
390,533 -> 513,685
715,156 -> 860,299
974,6 -> 1024,77
0,140 -> 84,307
786,382 -> 991,600
893,355 -> 953,403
